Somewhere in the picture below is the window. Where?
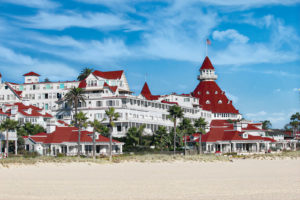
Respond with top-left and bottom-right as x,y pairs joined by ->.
206,91 -> 210,94
60,83 -> 64,89
218,100 -> 222,104
19,85 -> 24,91
46,84 -> 51,90
117,126 -> 122,132
206,100 -> 210,104
184,98 -> 190,102
96,101 -> 102,107
215,91 -> 218,94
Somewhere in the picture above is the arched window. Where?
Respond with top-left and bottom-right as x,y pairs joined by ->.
206,91 -> 210,94
218,100 -> 222,104
215,91 -> 218,94
206,100 -> 210,104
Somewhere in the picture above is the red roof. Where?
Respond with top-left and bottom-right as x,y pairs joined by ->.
78,80 -> 87,88
161,100 -> 178,105
193,81 -> 239,114
5,83 -> 22,98
24,127 -> 121,144
92,70 -> 123,80
200,56 -> 215,70
103,82 -> 118,92
23,72 -> 40,76
1,102 -> 53,118
140,82 -> 160,100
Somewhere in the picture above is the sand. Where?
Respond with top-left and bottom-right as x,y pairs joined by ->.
0,159 -> 299,200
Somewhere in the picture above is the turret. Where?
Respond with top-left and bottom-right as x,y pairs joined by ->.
23,72 -> 40,84
198,56 -> 218,81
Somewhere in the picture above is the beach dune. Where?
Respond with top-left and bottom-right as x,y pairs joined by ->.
0,159 -> 299,200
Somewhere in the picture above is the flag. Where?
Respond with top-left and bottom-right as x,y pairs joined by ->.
206,39 -> 211,45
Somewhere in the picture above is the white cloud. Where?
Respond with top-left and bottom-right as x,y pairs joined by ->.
246,111 -> 267,117
213,29 -> 249,44
1,0 -> 59,9
17,11 -> 132,31
0,45 -> 78,81
226,92 -> 239,103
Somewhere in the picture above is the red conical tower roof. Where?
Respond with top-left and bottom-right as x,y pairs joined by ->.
140,82 -> 160,100
200,56 -> 215,70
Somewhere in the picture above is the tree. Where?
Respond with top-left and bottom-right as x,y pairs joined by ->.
261,120 -> 272,130
194,117 -> 207,154
0,118 -> 18,157
105,107 -> 120,161
290,112 -> 300,137
64,87 -> 86,127
88,119 -> 103,159
77,68 -> 93,81
179,118 -> 195,155
125,127 -> 140,148
17,122 -> 45,136
168,105 -> 184,155
44,78 -> 50,82
154,126 -> 170,151
75,112 -> 88,157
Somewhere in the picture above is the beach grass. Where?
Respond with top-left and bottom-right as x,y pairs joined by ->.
1,150 -> 299,167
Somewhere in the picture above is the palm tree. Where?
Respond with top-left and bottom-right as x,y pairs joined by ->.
64,87 -> 86,127
105,107 -> 120,161
167,105 -> 184,155
194,117 -> 207,154
154,126 -> 170,151
88,119 -> 105,159
77,67 -> 93,81
179,118 -> 195,155
290,112 -> 300,136
261,120 -> 272,130
0,118 -> 18,157
75,112 -> 88,157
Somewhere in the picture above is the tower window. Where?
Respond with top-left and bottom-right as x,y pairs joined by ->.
215,91 -> 218,94
206,91 -> 210,94
206,100 -> 210,104
218,100 -> 222,104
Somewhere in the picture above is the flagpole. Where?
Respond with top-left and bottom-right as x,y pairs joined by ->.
205,40 -> 208,57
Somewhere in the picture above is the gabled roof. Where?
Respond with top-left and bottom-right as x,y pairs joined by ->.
200,56 -> 215,70
23,72 -> 40,76
92,70 -> 123,80
103,82 -> 118,92
25,127 -> 121,144
193,81 -> 239,114
5,82 -> 22,99
140,82 -> 160,100
1,102 -> 53,118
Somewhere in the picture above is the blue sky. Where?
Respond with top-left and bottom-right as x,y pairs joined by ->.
0,0 -> 299,128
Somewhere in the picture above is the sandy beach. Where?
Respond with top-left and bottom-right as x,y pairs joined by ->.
0,159 -> 299,200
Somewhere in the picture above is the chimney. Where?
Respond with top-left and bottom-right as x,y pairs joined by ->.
46,119 -> 56,133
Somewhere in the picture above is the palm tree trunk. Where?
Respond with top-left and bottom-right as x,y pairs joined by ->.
74,98 -> 78,127
77,128 -> 81,157
184,132 -> 186,156
6,130 -> 9,157
109,126 -> 113,161
173,119 -> 177,155
199,133 -> 202,154
92,128 -> 96,160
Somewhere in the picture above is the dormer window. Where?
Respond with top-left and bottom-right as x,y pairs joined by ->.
218,100 -> 222,104
215,91 -> 218,94
206,100 -> 210,104
206,91 -> 210,94
198,91 -> 201,95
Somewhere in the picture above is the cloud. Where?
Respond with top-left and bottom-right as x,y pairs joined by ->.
246,111 -> 267,117
0,45 -> 78,81
1,0 -> 59,9
226,92 -> 239,103
17,11 -> 133,31
213,29 -> 249,44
